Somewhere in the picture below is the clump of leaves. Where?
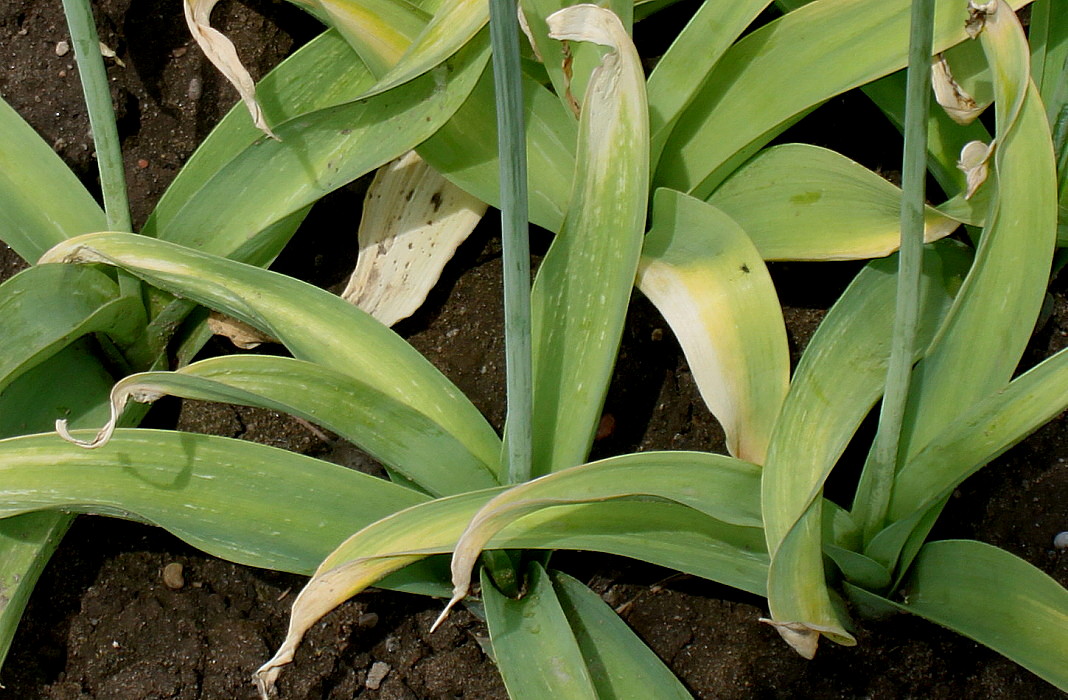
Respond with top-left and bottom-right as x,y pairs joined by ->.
1,0 -> 1066,696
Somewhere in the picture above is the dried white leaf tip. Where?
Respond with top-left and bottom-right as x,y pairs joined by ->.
183,0 -> 277,139
931,54 -> 982,125
966,0 -> 998,39
55,382 -> 163,449
759,618 -> 821,659
957,140 -> 994,199
546,3 -> 627,48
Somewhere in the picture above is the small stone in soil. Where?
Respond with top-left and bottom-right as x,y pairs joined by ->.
55,41 -> 70,57
365,661 -> 390,689
162,562 -> 185,589
1054,531 -> 1068,550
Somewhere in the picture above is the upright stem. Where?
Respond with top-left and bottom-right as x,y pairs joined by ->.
859,0 -> 935,541
61,0 -> 132,233
489,0 -> 533,485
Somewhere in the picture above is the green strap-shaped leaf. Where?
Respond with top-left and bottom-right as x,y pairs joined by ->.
88,355 -> 499,496
846,540 -> 1068,693
0,265 -> 142,394
257,467 -> 767,693
143,30 -> 373,247
419,60 -> 577,233
0,97 -> 106,261
550,570 -> 693,699
761,242 -> 972,656
637,189 -> 789,463
655,0 -> 1030,199
309,0 -> 430,77
896,3 -> 1057,497
856,3 -> 1056,573
530,5 -> 649,476
888,345 -> 1068,522
483,562 -> 598,700
646,0 -> 771,165
439,451 -> 762,620
40,232 -> 502,477
0,428 -> 428,572
707,144 -> 960,261
0,342 -> 115,669
369,0 -> 487,93
145,30 -> 490,258
1030,0 -> 1068,125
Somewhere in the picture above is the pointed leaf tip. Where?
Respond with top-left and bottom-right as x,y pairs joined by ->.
183,0 -> 278,139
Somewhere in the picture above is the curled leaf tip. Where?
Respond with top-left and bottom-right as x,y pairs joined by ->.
55,381 -> 164,449
758,618 -> 821,659
957,140 -> 994,199
965,0 -> 997,39
931,54 -> 982,125
183,0 -> 278,139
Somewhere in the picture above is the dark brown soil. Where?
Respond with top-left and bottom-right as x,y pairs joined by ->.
1,1 -> 1066,698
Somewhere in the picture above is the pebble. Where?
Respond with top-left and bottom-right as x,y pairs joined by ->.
365,661 -> 390,690
162,562 -> 186,589
1055,532 -> 1068,550
55,40 -> 70,57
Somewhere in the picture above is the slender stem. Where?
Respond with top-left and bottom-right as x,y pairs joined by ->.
61,0 -> 132,233
490,0 -> 533,485
859,0 -> 934,541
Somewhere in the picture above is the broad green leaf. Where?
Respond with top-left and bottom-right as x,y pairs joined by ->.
708,145 -> 960,261
439,451 -> 762,620
0,97 -> 106,261
550,570 -> 693,700
646,0 -> 771,165
370,0 -> 487,93
258,479 -> 767,693
530,5 -> 649,476
302,0 -> 429,77
847,540 -> 1068,693
73,355 -> 499,496
1029,0 -> 1068,126
897,4 -> 1056,477
888,346 -> 1068,522
761,242 -> 972,655
146,30 -> 490,258
483,562 -> 598,700
40,232 -> 502,477
0,342 -> 115,669
419,63 -> 576,233
143,30 -> 373,246
859,7 -> 1053,569
342,150 -> 486,327
0,513 -> 71,666
0,265 -> 142,394
0,428 -> 428,571
656,0 -> 1031,199
637,189 -> 789,463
